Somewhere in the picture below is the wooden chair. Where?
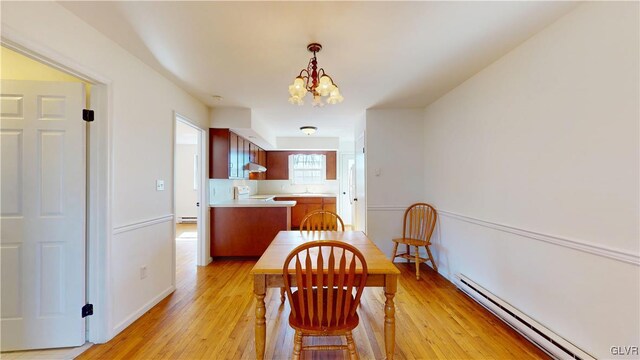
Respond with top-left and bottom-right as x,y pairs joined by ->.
281,210 -> 346,303
282,241 -> 368,360
300,209 -> 345,232
391,203 -> 438,280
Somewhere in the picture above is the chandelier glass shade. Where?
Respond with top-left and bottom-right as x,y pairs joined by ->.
288,43 -> 344,107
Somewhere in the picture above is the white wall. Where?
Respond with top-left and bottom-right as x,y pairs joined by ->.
422,3 -> 639,358
175,144 -> 197,221
365,109 -> 426,256
2,2 -> 210,340
209,179 -> 258,203
257,180 -> 339,196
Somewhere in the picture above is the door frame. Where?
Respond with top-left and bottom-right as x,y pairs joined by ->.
2,29 -> 113,343
173,113 -> 209,267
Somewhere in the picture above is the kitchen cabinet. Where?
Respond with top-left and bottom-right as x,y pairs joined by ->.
274,196 -> 337,229
266,151 -> 337,180
210,207 -> 288,257
210,128 -> 266,180
229,131 -> 239,178
266,151 -> 289,180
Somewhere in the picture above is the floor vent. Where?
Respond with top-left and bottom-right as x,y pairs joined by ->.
455,274 -> 594,360
178,216 -> 197,224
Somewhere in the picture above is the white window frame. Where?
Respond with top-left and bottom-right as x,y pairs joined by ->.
289,154 -> 326,185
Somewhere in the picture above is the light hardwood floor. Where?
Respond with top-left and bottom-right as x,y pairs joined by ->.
78,226 -> 548,359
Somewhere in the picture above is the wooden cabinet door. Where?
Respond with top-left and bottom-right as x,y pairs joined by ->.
243,139 -> 250,179
326,152 -> 337,180
229,132 -> 239,179
237,136 -> 244,179
257,148 -> 264,180
323,198 -> 337,213
266,151 -> 289,180
249,143 -> 257,163
210,129 -> 230,179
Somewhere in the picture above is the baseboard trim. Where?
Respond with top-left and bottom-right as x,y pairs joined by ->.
113,215 -> 174,235
111,285 -> 175,336
367,205 -> 639,266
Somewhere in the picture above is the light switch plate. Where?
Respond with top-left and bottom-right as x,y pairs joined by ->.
156,180 -> 165,191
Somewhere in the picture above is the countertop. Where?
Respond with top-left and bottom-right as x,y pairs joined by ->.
209,199 -> 297,208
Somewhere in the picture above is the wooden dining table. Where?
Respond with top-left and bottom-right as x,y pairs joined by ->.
250,230 -> 401,359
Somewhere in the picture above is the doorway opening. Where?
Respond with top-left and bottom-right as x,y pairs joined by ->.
173,115 -> 206,271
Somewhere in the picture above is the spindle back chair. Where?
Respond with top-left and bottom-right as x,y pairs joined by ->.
300,209 -> 345,232
282,240 -> 368,359
391,203 -> 438,280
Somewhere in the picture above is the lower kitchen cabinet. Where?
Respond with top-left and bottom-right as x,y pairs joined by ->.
210,207 -> 289,257
274,196 -> 336,229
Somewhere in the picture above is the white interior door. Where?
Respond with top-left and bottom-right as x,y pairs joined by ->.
1,80 -> 86,351
354,132 -> 366,232
339,153 -> 354,225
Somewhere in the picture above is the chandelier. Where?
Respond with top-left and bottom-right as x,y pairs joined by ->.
288,43 -> 344,107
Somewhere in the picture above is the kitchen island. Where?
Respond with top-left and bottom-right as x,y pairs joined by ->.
210,199 -> 296,257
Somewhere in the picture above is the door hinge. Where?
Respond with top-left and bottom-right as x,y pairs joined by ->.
82,109 -> 95,122
82,304 -> 94,318
362,147 -> 365,154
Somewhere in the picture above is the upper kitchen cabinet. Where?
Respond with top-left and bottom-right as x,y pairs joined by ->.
266,151 -> 337,180
210,128 -> 266,179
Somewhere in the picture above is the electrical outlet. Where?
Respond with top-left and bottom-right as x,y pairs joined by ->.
156,180 -> 165,191
140,266 -> 147,279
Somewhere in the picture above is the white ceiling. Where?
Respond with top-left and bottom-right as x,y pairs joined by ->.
61,1 -> 576,140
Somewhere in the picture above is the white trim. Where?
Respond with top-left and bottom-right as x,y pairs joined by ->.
111,285 -> 175,336
367,205 -> 640,266
173,112 -> 209,267
112,215 -> 174,235
2,25 -> 111,85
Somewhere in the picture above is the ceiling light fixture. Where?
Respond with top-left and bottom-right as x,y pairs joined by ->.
300,126 -> 317,135
288,43 -> 343,107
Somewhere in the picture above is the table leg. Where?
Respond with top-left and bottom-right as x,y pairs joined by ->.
384,275 -> 398,360
254,275 -> 266,360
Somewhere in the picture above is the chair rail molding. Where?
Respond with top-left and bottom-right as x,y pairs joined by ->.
113,214 -> 175,235
367,205 -> 639,266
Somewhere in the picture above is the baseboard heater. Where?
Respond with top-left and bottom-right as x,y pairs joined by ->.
455,274 -> 594,360
178,216 -> 197,224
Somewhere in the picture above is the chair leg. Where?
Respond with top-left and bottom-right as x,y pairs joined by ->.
405,244 -> 410,263
426,245 -> 438,272
280,287 -> 285,303
414,246 -> 420,280
292,330 -> 303,360
345,331 -> 359,360
391,242 -> 399,261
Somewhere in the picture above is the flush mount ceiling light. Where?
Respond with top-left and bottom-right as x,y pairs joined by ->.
288,43 -> 344,107
300,126 -> 317,135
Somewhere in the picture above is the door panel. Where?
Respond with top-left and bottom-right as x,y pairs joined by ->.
0,80 -> 85,351
355,132 -> 366,232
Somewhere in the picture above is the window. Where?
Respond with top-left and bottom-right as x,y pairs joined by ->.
289,154 -> 326,185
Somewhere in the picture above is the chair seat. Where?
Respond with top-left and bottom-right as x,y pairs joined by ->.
392,237 -> 428,246
289,288 -> 360,333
